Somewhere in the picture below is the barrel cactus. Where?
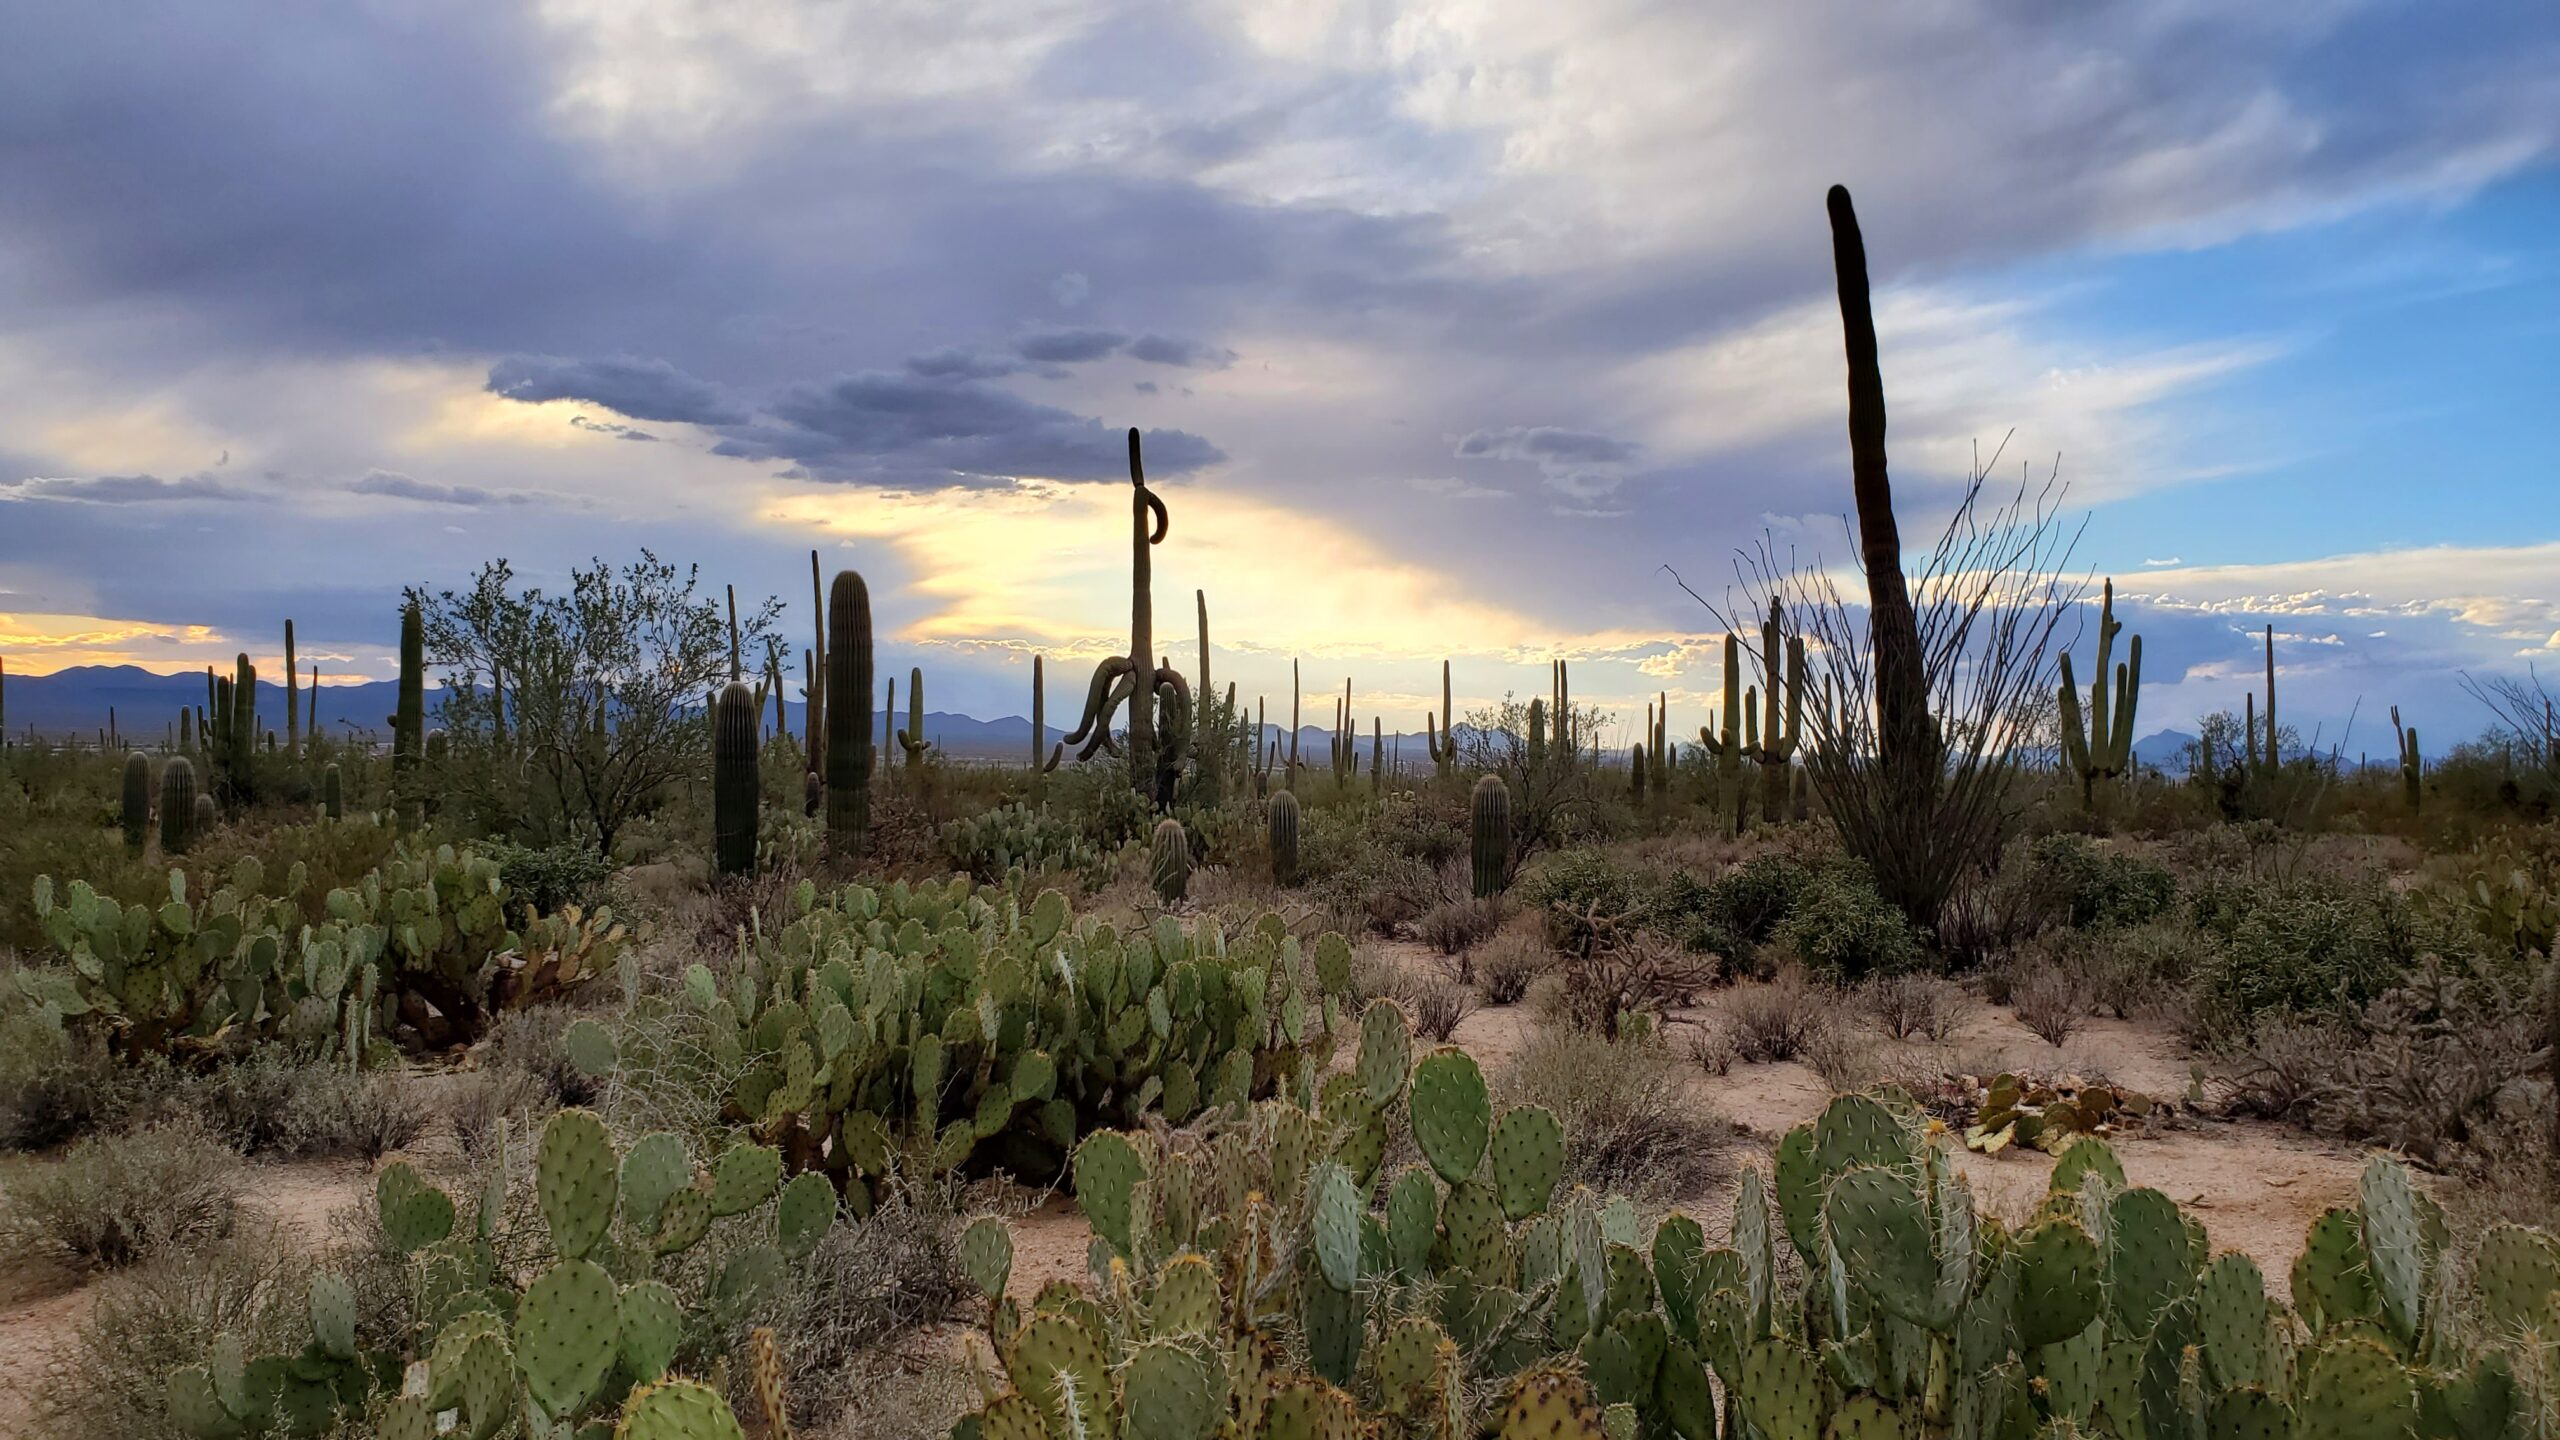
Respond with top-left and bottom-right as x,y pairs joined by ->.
121,752 -> 151,853
714,681 -> 759,876
192,793 -> 217,841
1471,773 -> 1509,898
160,757 -> 198,854
823,571 -> 874,857
1269,788 -> 1301,886
1150,817 -> 1191,904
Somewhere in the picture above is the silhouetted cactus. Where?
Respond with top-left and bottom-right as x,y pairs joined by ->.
1471,774 -> 1509,898
1057,429 -> 1170,802
2059,579 -> 2140,809
897,666 -> 928,768
1751,597 -> 1806,823
159,757 -> 198,853
121,752 -> 151,853
323,763 -> 343,820
1425,659 -> 1455,779
391,599 -> 424,809
1630,742 -> 1647,803
714,681 -> 759,876
2392,704 -> 2421,812
824,571 -> 874,857
1269,789 -> 1300,886
1030,654 -> 1063,796
284,619 -> 299,756
1150,817 -> 1191,904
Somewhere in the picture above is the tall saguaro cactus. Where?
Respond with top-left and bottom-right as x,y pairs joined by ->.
284,619 -> 299,756
2259,623 -> 2279,775
713,681 -> 759,876
1700,632 -> 1746,835
1193,589 -> 1223,805
160,756 -> 199,855
2391,704 -> 2421,812
1057,429 -> 1170,802
228,653 -> 258,806
823,571 -> 874,858
391,600 -> 424,812
897,667 -> 928,770
2059,579 -> 2142,808
1030,655 -> 1063,797
1471,774 -> 1510,898
806,550 -> 827,778
1747,599 -> 1807,824
1269,788 -> 1300,885
1425,659 -> 1456,779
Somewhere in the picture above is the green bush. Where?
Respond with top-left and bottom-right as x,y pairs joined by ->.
2007,834 -> 2177,931
484,836 -> 616,916
4,1120 -> 238,1268
1772,860 -> 1924,981
2187,877 -> 2483,1045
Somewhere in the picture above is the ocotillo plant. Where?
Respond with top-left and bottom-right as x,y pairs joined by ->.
823,570 -> 874,858
2392,704 -> 2422,811
390,599 -> 424,813
1424,658 -> 1456,779
283,619 -> 298,756
1471,773 -> 1509,898
896,666 -> 928,769
1057,429 -> 1169,800
120,752 -> 150,853
160,757 -> 198,853
2058,578 -> 2142,808
1149,817 -> 1191,904
1269,788 -> 1300,885
713,681 -> 759,876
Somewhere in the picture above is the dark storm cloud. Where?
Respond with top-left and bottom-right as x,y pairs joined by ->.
711,370 -> 1221,483
905,348 -> 1025,381
487,356 -> 746,427
1012,329 -> 1128,364
348,471 -> 530,507
1127,334 -> 1237,369
0,473 -> 249,504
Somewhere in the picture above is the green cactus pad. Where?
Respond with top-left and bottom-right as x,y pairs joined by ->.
1385,1166 -> 1439,1277
561,1018 -> 619,1078
1120,1342 -> 1220,1440
1823,1165 -> 1946,1330
1374,1316 -> 1451,1410
2356,1155 -> 2443,1348
1010,1312 -> 1109,1439
2014,1217 -> 2103,1347
307,1272 -> 357,1361
1498,1366 -> 1607,1440
2104,1187 -> 2194,1336
775,1171 -> 837,1260
376,1161 -> 455,1253
1150,1254 -> 1219,1336
960,1216 -> 1015,1302
1439,1178 -> 1509,1277
2293,1206 -> 2378,1332
373,1395 -> 434,1440
1823,1394 -> 1906,1440
2047,1136 -> 2126,1200
1774,1126 -> 1825,1263
1489,1105 -> 1566,1222
536,1109 -> 619,1261
1356,1000 -> 1412,1108
2472,1224 -> 2560,1330
2191,1251 -> 2272,1390
1313,933 -> 1353,994
617,1379 -> 747,1440
1738,1337 -> 1828,1440
165,1366 -> 241,1440
619,1133 -> 691,1235
1303,1268 -> 1363,1386
1409,1046 -> 1491,1185
2205,1386 -> 2291,1440
617,1281 -> 682,1383
1073,1132 -> 1144,1257
652,1182 -> 714,1256
709,1143 -> 783,1217
2299,1337 -> 2417,1440
1312,1160 -> 1364,1292
514,1257 -> 620,1419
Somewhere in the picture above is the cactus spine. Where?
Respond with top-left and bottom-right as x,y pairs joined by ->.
322,762 -> 343,820
1149,817 -> 1191,904
714,681 -> 759,876
1426,659 -> 1456,779
2391,705 -> 2421,811
823,571 -> 874,858
1269,788 -> 1301,886
897,666 -> 927,769
161,757 -> 198,853
283,619 -> 298,757
1471,774 -> 1509,898
2059,578 -> 2141,808
391,599 -> 423,812
121,751 -> 151,853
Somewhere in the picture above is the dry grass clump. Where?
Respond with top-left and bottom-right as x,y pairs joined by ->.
2011,968 -> 2085,1047
1860,971 -> 1966,1042
1416,896 -> 1506,955
1499,1022 -> 1737,1205
1720,971 -> 1835,1063
1407,979 -> 1479,1042
1471,929 -> 1552,1007
4,1119 -> 238,1269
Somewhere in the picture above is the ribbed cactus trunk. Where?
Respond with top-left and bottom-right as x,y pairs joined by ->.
713,681 -> 759,876
2059,579 -> 2141,810
897,667 -> 928,771
392,600 -> 424,816
229,653 -> 257,806
1269,789 -> 1300,885
121,752 -> 151,853
161,757 -> 198,854
1193,589 -> 1222,806
807,549 -> 827,779
179,706 -> 193,755
1631,742 -> 1648,803
284,620 -> 299,756
823,572 -> 874,859
1426,658 -> 1455,780
323,762 -> 343,820
1370,716 -> 1382,792
1528,697 -> 1546,769
1149,817 -> 1191,904
193,793 -> 216,837
2392,706 -> 2421,812
1471,774 -> 1510,898
1127,430 -> 1159,801
1756,599 -> 1805,824
2261,624 -> 2278,774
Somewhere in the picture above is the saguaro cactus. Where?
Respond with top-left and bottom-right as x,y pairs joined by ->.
714,681 -> 759,876
284,619 -> 299,756
391,600 -> 424,809
161,757 -> 198,854
2058,578 -> 2141,808
1269,789 -> 1300,885
2259,623 -> 2279,774
2391,705 -> 2421,812
896,667 -> 928,769
1030,655 -> 1063,796
121,751 -> 151,853
1425,659 -> 1456,779
226,654 -> 258,806
1700,632 -> 1746,835
806,550 -> 827,777
1057,429 -> 1170,802
823,571 -> 874,858
1471,774 -> 1510,898
323,763 -> 343,820
1149,817 -> 1191,904
1194,590 -> 1223,806
1749,598 -> 1806,824
1630,742 -> 1648,803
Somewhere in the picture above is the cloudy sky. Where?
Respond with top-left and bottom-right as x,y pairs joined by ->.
3,0 -> 2555,756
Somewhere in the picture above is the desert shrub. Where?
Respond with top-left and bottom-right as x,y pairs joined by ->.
1299,801 -> 1446,934
2223,1017 -> 2342,1122
1472,930 -> 1551,1006
478,1002 -> 608,1109
1549,926 -> 1717,1038
1860,971 -> 1966,1041
1685,1022 -> 1739,1076
1772,861 -> 1925,981
1802,1023 -> 1885,1092
2063,920 -> 2215,1020
1498,1023 -> 1734,1204
2004,834 -> 2177,932
1407,979 -> 1478,1042
1720,971 -> 1834,1062
4,1120 -> 238,1268
1416,895 -> 1504,955
2011,968 -> 2083,1046
1517,848 -> 1655,953
2185,877 -> 2481,1046
484,836 -> 617,916
0,1021 -> 157,1149
189,1056 -> 430,1159
1703,854 -> 1820,948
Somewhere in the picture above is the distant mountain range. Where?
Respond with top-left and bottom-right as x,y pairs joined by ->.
2132,729 -> 2198,775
